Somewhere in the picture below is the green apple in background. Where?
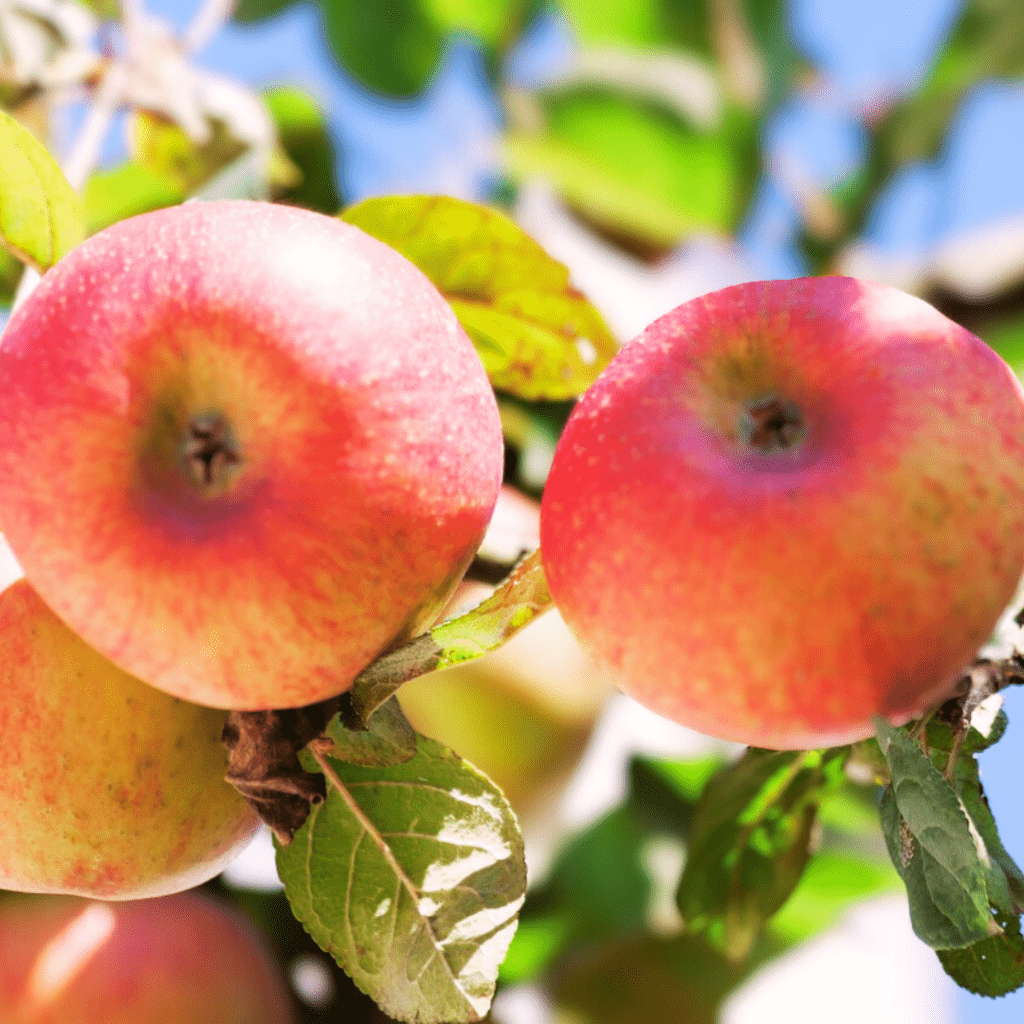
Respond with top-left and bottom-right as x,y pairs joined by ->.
0,892 -> 297,1022
0,200 -> 504,711
0,575 -> 259,899
541,276 -> 1024,749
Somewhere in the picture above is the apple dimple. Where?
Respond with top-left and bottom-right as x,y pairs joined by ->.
180,412 -> 242,491
740,395 -> 806,454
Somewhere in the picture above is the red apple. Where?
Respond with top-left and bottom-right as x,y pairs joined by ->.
0,575 -> 259,898
0,200 -> 503,710
540,277 -> 1024,749
0,892 -> 297,1023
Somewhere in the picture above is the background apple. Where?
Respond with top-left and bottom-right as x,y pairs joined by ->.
0,574 -> 259,899
540,276 -> 1024,749
0,200 -> 504,711
0,891 -> 297,1023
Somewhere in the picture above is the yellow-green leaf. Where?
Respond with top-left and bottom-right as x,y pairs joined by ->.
341,194 -> 617,399
0,110 -> 83,271
129,112 -> 248,196
82,162 -> 184,236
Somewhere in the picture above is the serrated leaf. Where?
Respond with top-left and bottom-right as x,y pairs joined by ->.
0,109 -> 83,270
922,706 -> 1024,917
341,194 -> 617,399
676,748 -> 846,961
324,696 -> 417,767
876,719 -> 995,948
938,909 -> 1024,997
277,733 -> 526,1023
350,549 -> 553,720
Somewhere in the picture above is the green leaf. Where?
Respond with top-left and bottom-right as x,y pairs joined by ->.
676,747 -> 847,961
323,697 -> 418,767
560,0 -> 675,47
876,0 -> 1024,170
319,0 -> 445,97
938,909 -> 1024,997
0,246 -> 24,308
420,0 -> 515,45
504,89 -> 737,248
233,0 -> 299,22
342,194 -> 617,398
350,550 -> 553,722
0,109 -> 83,271
979,316 -> 1024,377
264,86 -> 343,214
82,162 -> 183,236
277,732 -> 526,1023
875,719 -> 996,949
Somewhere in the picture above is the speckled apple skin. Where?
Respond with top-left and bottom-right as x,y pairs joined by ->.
540,277 -> 1024,749
0,892 -> 297,1023
0,579 -> 259,898
0,200 -> 503,710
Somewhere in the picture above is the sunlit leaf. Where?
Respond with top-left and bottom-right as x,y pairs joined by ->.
420,0 -> 516,46
350,550 -> 552,720
342,194 -> 617,398
560,0 -> 675,47
81,163 -> 183,236
0,109 -> 83,271
277,733 -> 526,1023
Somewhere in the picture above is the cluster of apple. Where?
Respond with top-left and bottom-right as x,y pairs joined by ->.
0,199 -> 506,900
4,196 -> 1024,913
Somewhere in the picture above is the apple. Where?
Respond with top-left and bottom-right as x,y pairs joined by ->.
0,892 -> 297,1023
0,575 -> 259,899
0,200 -> 503,711
540,276 -> 1024,749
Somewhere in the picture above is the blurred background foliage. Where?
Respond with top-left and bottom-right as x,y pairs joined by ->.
2,0 -> 1024,1021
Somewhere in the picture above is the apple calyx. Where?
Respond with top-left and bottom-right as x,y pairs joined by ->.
741,395 -> 805,453
182,412 -> 242,490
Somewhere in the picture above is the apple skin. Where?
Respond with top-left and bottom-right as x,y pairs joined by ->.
0,577 -> 259,899
0,200 -> 503,710
540,277 -> 1024,749
0,892 -> 297,1023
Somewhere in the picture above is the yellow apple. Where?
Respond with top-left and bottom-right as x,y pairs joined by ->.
0,577 -> 259,899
